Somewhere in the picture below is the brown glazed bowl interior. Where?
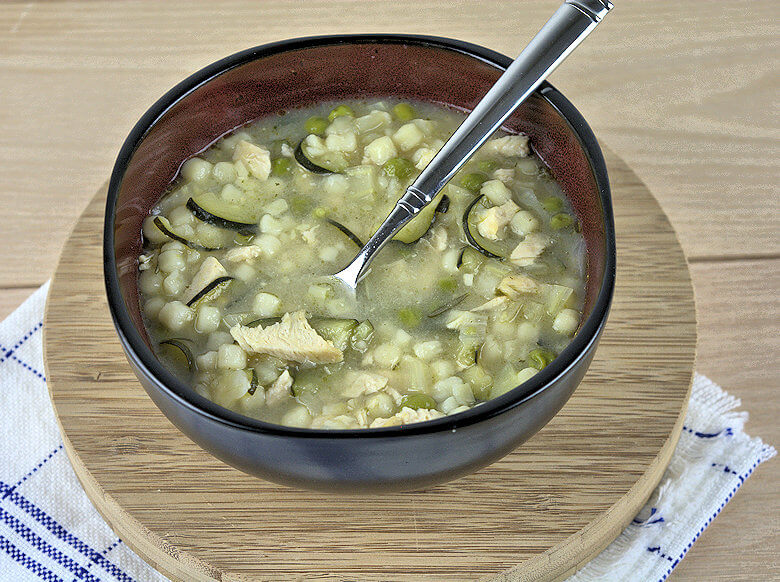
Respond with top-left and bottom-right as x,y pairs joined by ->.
105,35 -> 615,492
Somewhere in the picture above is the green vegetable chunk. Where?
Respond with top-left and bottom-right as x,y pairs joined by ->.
392,103 -> 416,121
271,157 -> 292,176
528,348 -> 557,370
382,157 -> 415,180
309,317 -> 359,352
541,196 -> 564,213
460,172 -> 488,192
304,115 -> 328,135
477,160 -> 498,173
400,393 -> 437,410
550,212 -> 574,230
350,320 -> 374,352
398,307 -> 422,329
327,105 -> 354,121
438,276 -> 458,293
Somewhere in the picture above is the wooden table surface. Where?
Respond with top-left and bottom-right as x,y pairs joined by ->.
1,1 -> 776,580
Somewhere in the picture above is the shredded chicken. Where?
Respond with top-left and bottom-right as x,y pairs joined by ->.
510,233 -> 549,267
224,245 -> 263,263
230,311 -> 343,364
233,140 -> 271,180
482,134 -> 530,158
341,371 -> 388,398
473,296 -> 509,312
265,370 -> 293,407
369,406 -> 445,428
428,226 -> 448,251
492,167 -> 515,184
498,274 -> 539,298
182,257 -> 228,304
477,200 -> 519,240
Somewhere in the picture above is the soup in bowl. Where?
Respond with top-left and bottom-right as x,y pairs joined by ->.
104,35 -> 615,492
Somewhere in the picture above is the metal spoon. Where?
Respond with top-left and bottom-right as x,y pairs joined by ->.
332,0 -> 612,292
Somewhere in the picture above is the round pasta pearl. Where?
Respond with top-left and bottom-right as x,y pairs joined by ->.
162,272 -> 185,296
195,305 -> 221,334
217,344 -> 247,370
157,249 -> 185,273
158,301 -> 193,331
180,157 -> 212,183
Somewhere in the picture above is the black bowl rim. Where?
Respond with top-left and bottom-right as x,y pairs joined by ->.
104,33 -> 616,440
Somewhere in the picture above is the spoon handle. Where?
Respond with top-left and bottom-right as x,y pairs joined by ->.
336,0 -> 612,287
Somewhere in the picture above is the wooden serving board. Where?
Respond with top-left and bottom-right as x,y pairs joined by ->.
43,147 -> 696,582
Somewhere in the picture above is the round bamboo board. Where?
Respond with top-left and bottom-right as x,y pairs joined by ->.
43,147 -> 696,582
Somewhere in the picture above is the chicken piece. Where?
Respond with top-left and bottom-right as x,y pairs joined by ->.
497,274 -> 540,298
510,233 -> 549,267
428,226 -> 448,251
280,142 -> 294,158
182,257 -> 228,304
476,200 -> 520,240
232,140 -> 271,181
342,371 -> 389,398
369,406 -> 445,428
265,370 -> 293,407
230,311 -> 343,364
492,167 -> 515,184
483,134 -> 530,158
472,296 -> 509,312
224,245 -> 263,263
299,225 -> 318,244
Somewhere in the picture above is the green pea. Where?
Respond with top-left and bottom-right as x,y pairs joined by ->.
304,116 -> 328,136
271,157 -> 292,176
438,276 -> 458,293
477,160 -> 498,174
398,307 -> 422,328
392,103 -> 416,121
383,157 -> 415,180
400,393 -> 437,410
528,348 -> 556,370
313,206 -> 329,218
550,212 -> 574,230
460,172 -> 488,192
541,196 -> 564,213
327,105 -> 354,121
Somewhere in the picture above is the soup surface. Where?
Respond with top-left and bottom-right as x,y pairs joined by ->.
138,99 -> 586,429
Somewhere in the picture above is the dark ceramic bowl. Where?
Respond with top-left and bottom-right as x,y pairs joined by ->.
104,34 -> 615,493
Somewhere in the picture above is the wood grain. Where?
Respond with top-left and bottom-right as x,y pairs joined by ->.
0,286 -> 39,320
671,259 -> 780,581
43,148 -> 697,581
2,1 -> 777,579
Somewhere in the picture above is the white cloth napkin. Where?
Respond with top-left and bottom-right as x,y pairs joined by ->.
0,284 -> 774,581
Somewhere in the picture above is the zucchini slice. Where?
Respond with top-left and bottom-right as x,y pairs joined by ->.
325,218 -> 364,248
186,276 -> 234,308
159,339 -> 196,374
309,317 -> 359,352
152,216 -> 221,251
393,189 -> 445,244
462,195 -> 512,259
435,194 -> 450,214
247,368 -> 259,396
350,319 -> 374,352
187,196 -> 257,235
457,246 -> 484,272
294,141 -> 348,174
